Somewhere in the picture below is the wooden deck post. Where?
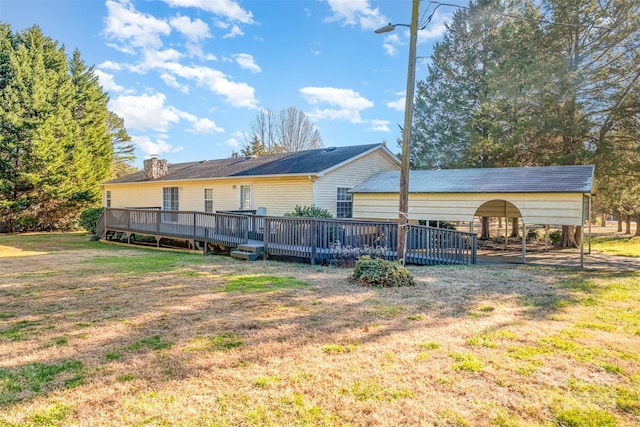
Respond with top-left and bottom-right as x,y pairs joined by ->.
310,219 -> 317,265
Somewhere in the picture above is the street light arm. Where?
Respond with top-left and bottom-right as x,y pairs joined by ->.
374,23 -> 411,34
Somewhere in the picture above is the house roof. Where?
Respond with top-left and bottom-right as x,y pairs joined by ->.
351,165 -> 595,194
104,143 -> 394,184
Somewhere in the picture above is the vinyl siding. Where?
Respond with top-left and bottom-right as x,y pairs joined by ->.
353,192 -> 586,226
103,176 -> 313,216
315,150 -> 400,216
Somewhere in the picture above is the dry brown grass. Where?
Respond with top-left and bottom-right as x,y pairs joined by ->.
1,233 -> 639,426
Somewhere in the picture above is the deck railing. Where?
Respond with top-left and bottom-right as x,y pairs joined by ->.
100,208 -> 476,265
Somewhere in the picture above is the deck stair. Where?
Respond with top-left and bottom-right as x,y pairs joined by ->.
231,242 -> 264,261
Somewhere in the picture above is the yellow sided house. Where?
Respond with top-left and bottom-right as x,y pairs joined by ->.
102,143 -> 400,217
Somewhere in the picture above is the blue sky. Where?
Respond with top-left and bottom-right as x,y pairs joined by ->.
1,0 -> 464,167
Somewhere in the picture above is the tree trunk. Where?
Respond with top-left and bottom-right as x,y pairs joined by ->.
561,225 -> 579,248
509,218 -> 519,238
618,218 -> 623,232
574,226 -> 582,247
635,216 -> 640,237
626,217 -> 631,234
600,212 -> 607,227
480,217 -> 491,240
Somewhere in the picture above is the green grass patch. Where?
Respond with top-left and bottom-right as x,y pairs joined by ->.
0,360 -> 84,405
25,402 -> 73,426
552,405 -> 616,427
117,374 -> 137,382
591,235 -> 640,257
87,252 -> 207,275
214,275 -> 309,293
615,387 -> 640,415
321,344 -> 355,354
0,320 -> 41,342
105,351 -> 121,361
0,232 -> 100,252
420,342 -> 441,350
347,380 -> 414,401
466,335 -> 497,349
252,375 -> 281,388
209,333 -> 243,351
43,336 -> 68,348
126,335 -> 174,351
450,352 -> 483,372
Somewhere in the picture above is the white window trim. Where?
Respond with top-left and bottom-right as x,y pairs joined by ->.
240,185 -> 252,210
204,188 -> 214,213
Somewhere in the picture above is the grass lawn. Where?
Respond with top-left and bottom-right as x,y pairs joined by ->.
1,233 -> 639,426
591,235 -> 640,257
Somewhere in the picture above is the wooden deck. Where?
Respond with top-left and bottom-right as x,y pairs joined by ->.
97,208 -> 477,265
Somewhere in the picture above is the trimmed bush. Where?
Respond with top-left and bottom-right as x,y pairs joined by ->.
285,205 -> 333,218
548,230 -> 562,244
79,207 -> 104,235
352,256 -> 415,287
526,229 -> 539,242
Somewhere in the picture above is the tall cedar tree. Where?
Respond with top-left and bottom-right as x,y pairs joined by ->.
0,25 -> 126,231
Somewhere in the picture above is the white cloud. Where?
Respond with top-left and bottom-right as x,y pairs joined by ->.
103,0 -> 171,51
162,62 -> 258,108
95,70 -> 124,93
162,0 -> 254,24
222,24 -> 244,38
226,137 -> 241,148
170,15 -> 210,41
133,135 -> 182,157
368,119 -> 391,132
233,53 -> 260,73
300,87 -> 373,123
160,73 -> 190,93
138,48 -> 183,71
386,93 -> 405,112
325,0 -> 387,30
110,92 -> 185,132
188,118 -> 224,134
98,60 -> 122,71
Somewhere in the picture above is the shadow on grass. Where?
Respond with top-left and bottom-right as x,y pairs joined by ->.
0,233 -> 637,410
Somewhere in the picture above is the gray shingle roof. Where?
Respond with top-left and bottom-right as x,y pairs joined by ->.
351,165 -> 595,194
104,144 -> 386,184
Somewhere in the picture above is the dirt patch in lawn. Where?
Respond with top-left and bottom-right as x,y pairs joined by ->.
1,233 -> 639,426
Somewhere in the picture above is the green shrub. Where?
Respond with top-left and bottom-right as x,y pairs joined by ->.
526,229 -> 539,242
285,205 -> 333,218
548,230 -> 562,244
352,256 -> 415,287
79,207 -> 104,235
428,220 -> 456,230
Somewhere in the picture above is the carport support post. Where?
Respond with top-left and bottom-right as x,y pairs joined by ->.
580,194 -> 586,268
521,221 -> 526,264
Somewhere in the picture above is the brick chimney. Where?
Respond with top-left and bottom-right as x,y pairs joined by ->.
143,155 -> 168,180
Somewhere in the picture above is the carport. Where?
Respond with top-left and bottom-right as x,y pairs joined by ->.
351,165 -> 595,267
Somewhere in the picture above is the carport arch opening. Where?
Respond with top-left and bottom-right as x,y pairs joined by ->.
472,199 -> 527,263
473,199 -> 523,220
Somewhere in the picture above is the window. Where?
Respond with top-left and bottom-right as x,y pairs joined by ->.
240,185 -> 251,210
336,187 -> 352,218
105,190 -> 111,208
162,187 -> 179,211
204,188 -> 214,213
